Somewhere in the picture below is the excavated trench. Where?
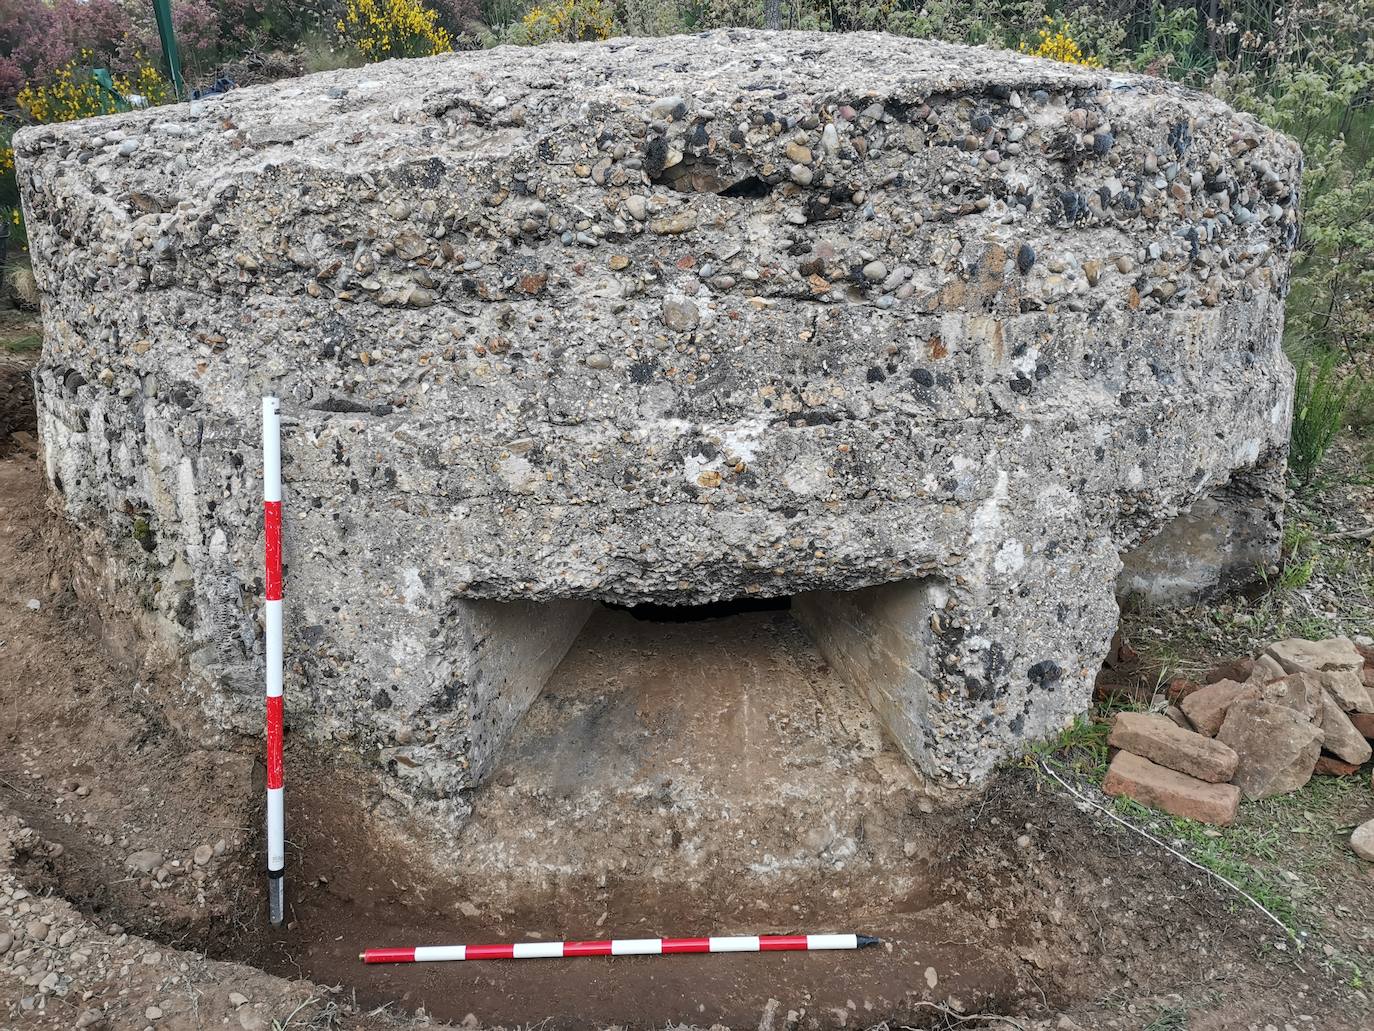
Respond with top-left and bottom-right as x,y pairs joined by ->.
236,602 -> 1014,1025
1,554 -> 1040,1025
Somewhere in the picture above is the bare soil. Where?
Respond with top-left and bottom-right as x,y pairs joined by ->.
1,362 -> 1372,1028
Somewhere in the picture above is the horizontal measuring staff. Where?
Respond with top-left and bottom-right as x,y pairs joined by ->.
361,933 -> 880,963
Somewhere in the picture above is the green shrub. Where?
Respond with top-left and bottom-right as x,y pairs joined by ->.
1289,348 -> 1357,486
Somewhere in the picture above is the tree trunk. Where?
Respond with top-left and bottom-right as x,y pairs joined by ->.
764,0 -> 782,31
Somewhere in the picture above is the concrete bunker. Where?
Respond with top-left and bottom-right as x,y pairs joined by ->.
14,30 -> 1300,843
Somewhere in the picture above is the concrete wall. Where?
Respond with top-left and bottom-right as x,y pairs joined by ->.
15,31 -> 1300,823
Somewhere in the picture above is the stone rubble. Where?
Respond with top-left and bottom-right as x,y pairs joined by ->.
1217,700 -> 1324,800
1102,635 -> 1374,855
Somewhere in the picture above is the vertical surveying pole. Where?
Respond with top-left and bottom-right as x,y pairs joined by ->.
262,396 -> 286,926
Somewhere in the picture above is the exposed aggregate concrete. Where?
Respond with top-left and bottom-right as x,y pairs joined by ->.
13,32 -> 1300,827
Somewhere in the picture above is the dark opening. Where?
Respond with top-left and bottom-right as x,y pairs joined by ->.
717,175 -> 773,199
607,595 -> 792,622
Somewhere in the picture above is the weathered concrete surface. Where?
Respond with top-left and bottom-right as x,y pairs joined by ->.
1117,449 -> 1286,606
14,31 -> 1299,817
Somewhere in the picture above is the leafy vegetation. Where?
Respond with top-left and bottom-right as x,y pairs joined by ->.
336,0 -> 455,58
1290,348 -> 1359,487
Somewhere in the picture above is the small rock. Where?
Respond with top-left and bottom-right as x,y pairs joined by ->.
25,919 -> 48,942
193,844 -> 214,867
117,138 -> 140,157
1102,751 -> 1240,825
1217,700 -> 1324,800
1244,651 -> 1288,686
1266,638 -> 1373,711
758,997 -> 781,1031
0,932 -> 12,954
924,966 -> 938,989
584,353 -> 611,370
145,1006 -> 163,1020
623,196 -> 647,221
1165,676 -> 1201,703
1318,691 -> 1372,765
1015,244 -> 1035,274
662,297 -> 700,332
1204,655 -> 1255,684
126,850 -> 163,874
861,260 -> 887,283
1349,712 -> 1374,740
1014,834 -> 1031,849
76,1008 -> 103,1028
1239,671 -> 1324,723
1313,754 -> 1360,777
1351,819 -> 1374,861
1164,704 -> 1194,731
228,993 -> 249,1008
239,1011 -> 267,1031
1180,679 -> 1249,736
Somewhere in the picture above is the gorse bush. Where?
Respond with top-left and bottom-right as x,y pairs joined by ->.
17,54 -> 170,123
337,0 -> 455,59
519,0 -> 617,42
1019,14 -> 1101,65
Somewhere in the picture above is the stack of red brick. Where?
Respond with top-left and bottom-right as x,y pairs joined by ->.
1102,637 -> 1374,830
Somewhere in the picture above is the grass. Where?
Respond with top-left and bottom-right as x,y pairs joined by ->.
1043,742 -> 1371,948
1025,694 -> 1149,781
1,331 -> 39,353
1142,1005 -> 1189,1031
1290,349 -> 1358,488
1112,795 -> 1301,933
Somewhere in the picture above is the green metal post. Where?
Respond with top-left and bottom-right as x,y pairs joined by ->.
151,0 -> 186,99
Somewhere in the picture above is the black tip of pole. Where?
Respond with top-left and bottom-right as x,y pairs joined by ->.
856,935 -> 881,948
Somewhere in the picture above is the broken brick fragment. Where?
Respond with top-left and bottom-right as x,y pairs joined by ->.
1314,754 -> 1361,777
1204,656 -> 1255,685
1165,677 -> 1202,703
1102,751 -> 1240,826
1107,711 -> 1238,783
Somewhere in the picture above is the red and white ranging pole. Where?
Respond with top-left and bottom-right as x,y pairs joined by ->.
262,396 -> 286,926
361,933 -> 880,964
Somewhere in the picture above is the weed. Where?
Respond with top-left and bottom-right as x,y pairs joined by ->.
1142,1004 -> 1189,1030
1024,708 -> 1131,780
1290,348 -> 1357,487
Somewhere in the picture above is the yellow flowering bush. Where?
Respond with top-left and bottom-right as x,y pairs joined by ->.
1019,16 -> 1102,68
337,0 -> 454,61
519,0 -> 616,43
17,53 -> 170,124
